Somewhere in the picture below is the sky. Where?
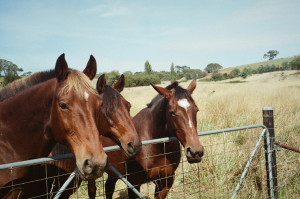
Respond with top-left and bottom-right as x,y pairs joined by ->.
0,0 -> 299,74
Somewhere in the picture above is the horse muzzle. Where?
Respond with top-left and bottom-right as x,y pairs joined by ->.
185,145 -> 204,163
124,141 -> 140,157
77,156 -> 109,180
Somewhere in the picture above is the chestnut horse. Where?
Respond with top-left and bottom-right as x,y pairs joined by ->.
93,80 -> 204,199
0,54 -> 108,198
14,74 -> 141,198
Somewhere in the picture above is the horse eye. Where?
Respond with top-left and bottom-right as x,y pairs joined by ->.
170,111 -> 176,116
59,103 -> 69,110
128,103 -> 131,110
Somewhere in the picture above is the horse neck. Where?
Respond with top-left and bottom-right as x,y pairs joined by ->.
0,79 -> 57,162
149,98 -> 174,138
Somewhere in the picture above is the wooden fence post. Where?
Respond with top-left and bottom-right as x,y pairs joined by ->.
262,107 -> 278,198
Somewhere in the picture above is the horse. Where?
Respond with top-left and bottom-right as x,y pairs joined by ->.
92,80 -> 204,199
13,74 -> 142,198
0,54 -> 108,198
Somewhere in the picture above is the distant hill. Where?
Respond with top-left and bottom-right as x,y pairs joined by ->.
221,57 -> 295,73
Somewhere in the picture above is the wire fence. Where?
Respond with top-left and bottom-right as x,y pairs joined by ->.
0,108 -> 299,199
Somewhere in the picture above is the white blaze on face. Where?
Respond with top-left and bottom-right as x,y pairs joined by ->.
178,98 -> 193,128
84,91 -> 89,101
178,98 -> 190,111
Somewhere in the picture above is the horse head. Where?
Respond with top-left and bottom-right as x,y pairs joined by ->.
151,80 -> 204,163
96,74 -> 141,157
47,54 -> 108,180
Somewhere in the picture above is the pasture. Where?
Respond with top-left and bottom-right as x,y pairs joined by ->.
72,70 -> 299,198
0,70 -> 299,198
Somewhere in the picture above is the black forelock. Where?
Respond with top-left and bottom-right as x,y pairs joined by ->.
101,85 -> 121,117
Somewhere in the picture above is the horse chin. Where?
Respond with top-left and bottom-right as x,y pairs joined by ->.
186,157 -> 202,164
77,168 -> 104,181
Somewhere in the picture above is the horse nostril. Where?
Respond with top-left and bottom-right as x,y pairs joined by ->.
127,142 -> 135,154
187,147 -> 195,157
83,159 -> 93,175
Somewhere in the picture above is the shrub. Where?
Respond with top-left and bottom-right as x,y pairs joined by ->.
240,68 -> 249,79
3,72 -> 20,86
290,56 -> 300,70
125,73 -> 161,87
211,73 -> 224,81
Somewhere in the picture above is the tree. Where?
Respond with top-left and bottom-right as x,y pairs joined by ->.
263,50 -> 279,60
0,59 -> 23,85
123,71 -> 133,76
144,60 -> 153,74
175,65 -> 190,73
170,63 -> 176,81
204,63 -> 223,73
104,70 -> 120,86
0,59 -> 23,76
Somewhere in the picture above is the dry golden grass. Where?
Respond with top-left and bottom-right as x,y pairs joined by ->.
73,71 -> 300,198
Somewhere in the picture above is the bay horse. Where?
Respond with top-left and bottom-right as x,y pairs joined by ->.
93,80 -> 204,199
0,54 -> 108,198
14,74 -> 142,198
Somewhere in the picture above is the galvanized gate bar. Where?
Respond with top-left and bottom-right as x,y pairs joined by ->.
108,164 -> 146,199
231,129 -> 266,199
0,153 -> 74,170
53,165 -> 146,199
53,168 -> 78,199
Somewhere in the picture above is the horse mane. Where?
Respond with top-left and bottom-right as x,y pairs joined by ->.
101,85 -> 121,118
0,70 -> 97,103
0,70 -> 56,102
147,81 -> 193,108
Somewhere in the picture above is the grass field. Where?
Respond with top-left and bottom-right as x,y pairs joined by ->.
76,70 -> 299,198
1,68 -> 299,198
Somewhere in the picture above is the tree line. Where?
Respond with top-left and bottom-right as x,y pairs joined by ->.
210,55 -> 300,81
102,60 -> 210,87
2,50 -> 298,87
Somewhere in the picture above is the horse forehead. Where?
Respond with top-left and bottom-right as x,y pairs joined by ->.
84,91 -> 89,100
177,98 -> 190,111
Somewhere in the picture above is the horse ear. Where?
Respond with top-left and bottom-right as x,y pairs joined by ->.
97,74 -> 106,94
113,74 -> 125,93
151,83 -> 173,99
83,55 -> 97,80
186,79 -> 196,94
55,53 -> 69,82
